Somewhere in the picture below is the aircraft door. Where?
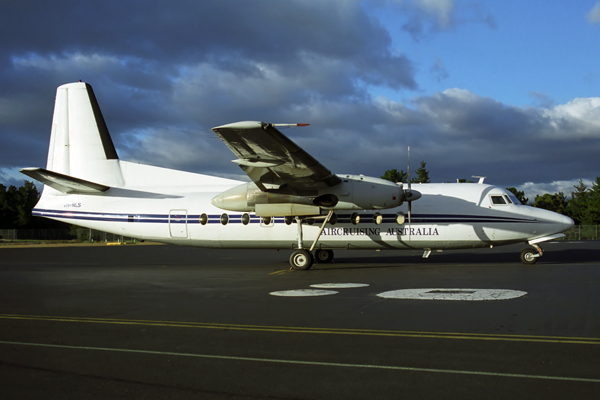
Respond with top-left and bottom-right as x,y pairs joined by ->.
169,209 -> 188,238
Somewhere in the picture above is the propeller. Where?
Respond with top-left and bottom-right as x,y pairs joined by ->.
407,146 -> 411,227
404,146 -> 422,238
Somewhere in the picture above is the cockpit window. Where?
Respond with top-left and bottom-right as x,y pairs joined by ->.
491,195 -> 507,205
507,194 -> 522,205
504,195 -> 512,204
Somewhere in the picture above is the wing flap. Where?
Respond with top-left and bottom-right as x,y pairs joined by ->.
212,121 -> 341,195
20,167 -> 110,194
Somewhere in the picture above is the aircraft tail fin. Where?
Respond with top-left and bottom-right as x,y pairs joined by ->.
35,82 -> 124,190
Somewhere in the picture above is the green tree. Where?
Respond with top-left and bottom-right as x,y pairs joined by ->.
14,181 -> 40,227
566,179 -> 589,224
0,184 -> 19,228
412,161 -> 431,183
506,187 -> 529,205
533,192 -> 569,215
0,183 -> 9,227
381,169 -> 407,183
0,180 -> 47,229
587,177 -> 600,224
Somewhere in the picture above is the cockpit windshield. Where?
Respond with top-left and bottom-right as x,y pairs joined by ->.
490,193 -> 522,206
507,194 -> 521,205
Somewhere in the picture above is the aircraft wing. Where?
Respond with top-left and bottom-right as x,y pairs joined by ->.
212,121 -> 341,195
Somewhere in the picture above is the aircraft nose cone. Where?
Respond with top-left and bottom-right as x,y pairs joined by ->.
558,214 -> 574,232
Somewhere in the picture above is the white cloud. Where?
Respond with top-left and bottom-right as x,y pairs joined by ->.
587,2 -> 600,25
413,0 -> 455,29
12,52 -> 122,73
0,167 -> 29,187
542,97 -> 600,139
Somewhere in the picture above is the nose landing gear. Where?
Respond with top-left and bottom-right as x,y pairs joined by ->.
520,244 -> 543,265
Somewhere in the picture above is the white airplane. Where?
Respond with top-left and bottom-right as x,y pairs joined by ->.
21,82 -> 573,269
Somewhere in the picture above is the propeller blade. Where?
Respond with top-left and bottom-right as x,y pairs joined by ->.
407,146 -> 411,192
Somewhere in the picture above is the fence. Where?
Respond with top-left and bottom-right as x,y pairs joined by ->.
0,228 -> 137,243
561,225 -> 599,241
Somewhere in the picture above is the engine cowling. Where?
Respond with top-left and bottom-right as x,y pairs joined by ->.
211,175 -> 406,216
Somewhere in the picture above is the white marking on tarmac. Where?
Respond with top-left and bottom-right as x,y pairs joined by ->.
270,289 -> 338,297
377,289 -> 527,301
310,283 -> 370,289
1,340 -> 598,384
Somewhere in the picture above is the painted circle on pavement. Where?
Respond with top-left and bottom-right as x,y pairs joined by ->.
310,283 -> 370,289
270,289 -> 338,297
377,288 -> 527,301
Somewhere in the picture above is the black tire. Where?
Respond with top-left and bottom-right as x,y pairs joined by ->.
289,250 -> 314,270
314,249 -> 334,264
520,248 -> 538,265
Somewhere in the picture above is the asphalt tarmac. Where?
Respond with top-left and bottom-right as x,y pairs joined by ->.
1,241 -> 599,399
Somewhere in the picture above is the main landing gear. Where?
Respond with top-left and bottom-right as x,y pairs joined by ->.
289,211 -> 335,270
520,244 -> 543,265
289,249 -> 335,270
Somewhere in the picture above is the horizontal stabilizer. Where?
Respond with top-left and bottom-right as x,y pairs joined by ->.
20,167 -> 110,194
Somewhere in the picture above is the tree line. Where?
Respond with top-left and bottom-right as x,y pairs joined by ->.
0,181 -> 67,229
531,179 -> 600,225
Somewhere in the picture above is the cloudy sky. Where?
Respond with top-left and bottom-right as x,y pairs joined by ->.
1,0 -> 599,200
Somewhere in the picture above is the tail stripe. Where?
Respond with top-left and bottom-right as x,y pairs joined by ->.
85,83 -> 118,160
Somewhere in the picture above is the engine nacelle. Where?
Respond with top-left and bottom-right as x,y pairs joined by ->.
211,175 -> 406,215
334,175 -> 404,210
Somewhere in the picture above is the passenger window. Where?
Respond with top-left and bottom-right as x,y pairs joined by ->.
373,213 -> 383,225
351,212 -> 360,225
242,213 -> 250,225
491,196 -> 507,205
200,213 -> 208,225
396,212 -> 405,225
220,213 -> 229,225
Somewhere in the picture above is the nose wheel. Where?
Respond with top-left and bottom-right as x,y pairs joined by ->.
520,245 -> 543,265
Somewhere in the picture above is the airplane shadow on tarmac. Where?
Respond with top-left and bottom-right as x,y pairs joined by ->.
331,245 -> 599,266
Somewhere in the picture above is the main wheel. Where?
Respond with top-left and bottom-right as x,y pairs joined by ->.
314,249 -> 334,264
520,248 -> 538,265
289,250 -> 314,270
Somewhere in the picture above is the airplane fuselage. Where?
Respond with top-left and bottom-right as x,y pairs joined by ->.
23,82 -> 574,268
33,165 -> 572,252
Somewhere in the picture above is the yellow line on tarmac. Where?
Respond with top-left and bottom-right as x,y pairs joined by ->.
1,313 -> 599,346
268,269 -> 290,275
1,340 -> 599,384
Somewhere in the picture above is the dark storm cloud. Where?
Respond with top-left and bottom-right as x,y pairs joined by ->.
0,0 -> 416,173
0,0 -> 598,195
